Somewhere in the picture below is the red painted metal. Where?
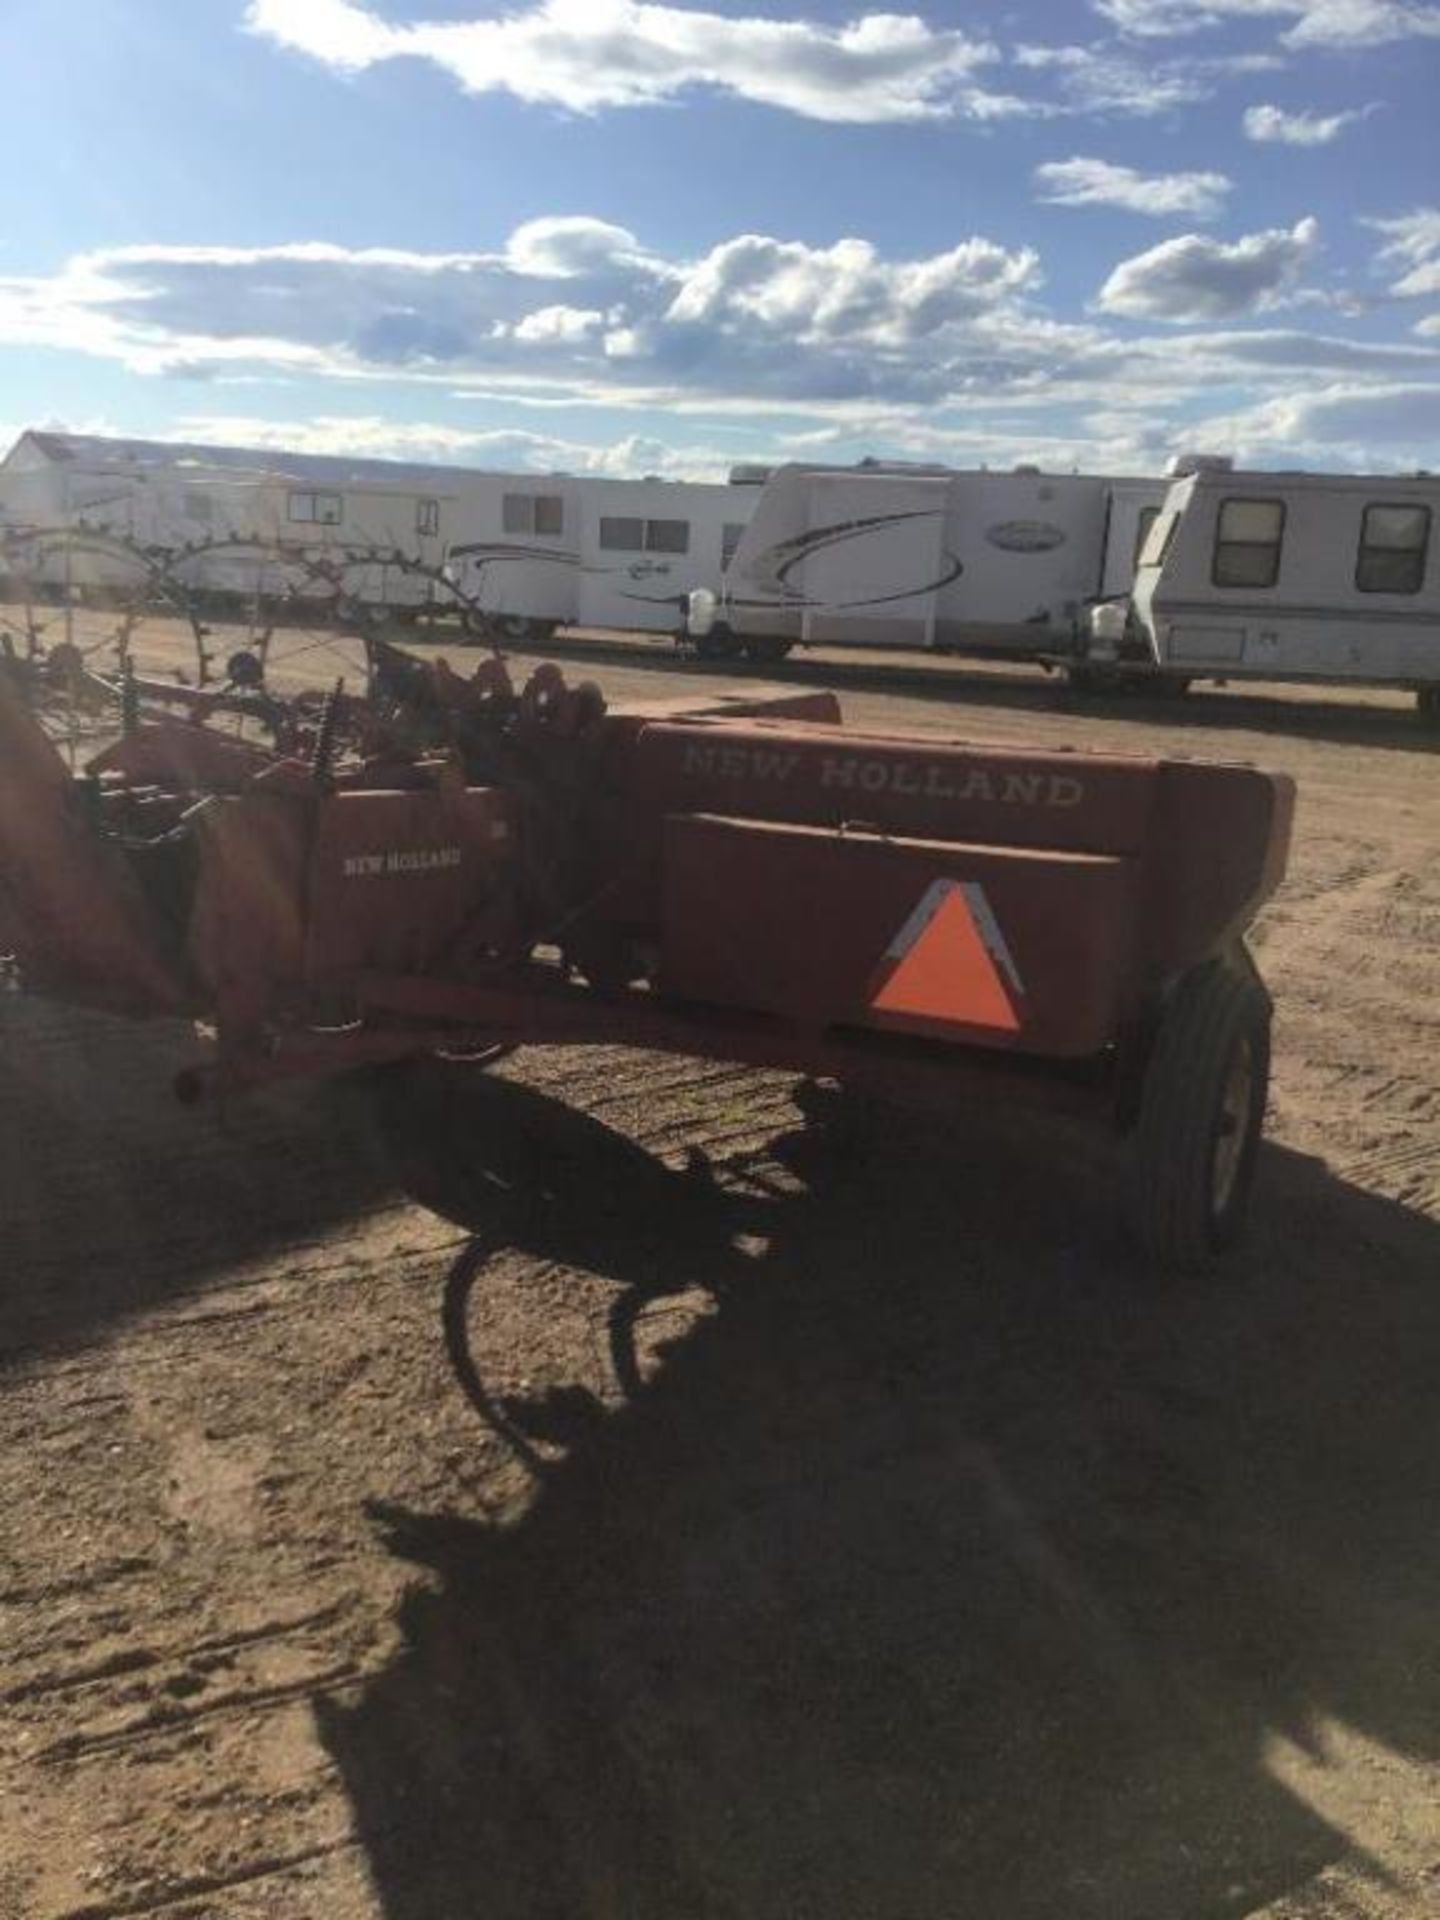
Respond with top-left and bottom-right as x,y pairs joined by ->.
657,815 -> 1139,1056
0,643 -> 1294,1133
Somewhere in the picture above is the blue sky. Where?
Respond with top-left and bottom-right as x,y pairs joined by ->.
0,0 -> 1437,476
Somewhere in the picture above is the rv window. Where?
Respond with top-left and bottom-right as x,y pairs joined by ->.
599,516 -> 645,551
416,497 -> 440,536
1212,497 -> 1285,589
646,518 -> 690,555
502,493 -> 565,537
1356,503 -> 1430,594
288,491 -> 343,526
1131,506 -> 1160,571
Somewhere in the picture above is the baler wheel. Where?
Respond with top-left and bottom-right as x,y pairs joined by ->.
1131,951 -> 1271,1273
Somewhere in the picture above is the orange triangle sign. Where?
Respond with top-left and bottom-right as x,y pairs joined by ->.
871,881 -> 1022,1034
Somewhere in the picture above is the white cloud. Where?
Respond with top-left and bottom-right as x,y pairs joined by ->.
504,218 -> 657,281
1092,0 -> 1440,49
7,219 -> 1440,471
664,233 -> 1041,342
1097,217 -> 1321,320
1242,102 -> 1374,143
1012,41 -> 1275,116
0,223 -> 1046,413
1183,380 -> 1440,465
511,305 -> 608,345
1367,209 -> 1440,298
244,0 -> 1011,124
1035,157 -> 1230,218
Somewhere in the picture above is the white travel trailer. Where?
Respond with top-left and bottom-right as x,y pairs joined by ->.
0,430 -> 758,636
0,431 -> 461,612
1083,466 -> 1440,717
693,462 -> 1166,661
446,475 -> 756,640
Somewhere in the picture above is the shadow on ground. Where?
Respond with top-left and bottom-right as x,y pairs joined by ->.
321,1070 -> 1440,1920
0,992 -> 395,1356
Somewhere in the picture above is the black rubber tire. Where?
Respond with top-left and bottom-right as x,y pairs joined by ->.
1130,951 -> 1271,1274
743,635 -> 794,664
695,623 -> 742,662
493,615 -> 558,645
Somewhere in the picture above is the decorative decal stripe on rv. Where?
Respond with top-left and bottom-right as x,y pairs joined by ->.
446,542 -> 585,567
742,508 -> 965,612
1155,598 -> 1440,627
868,879 -> 1024,1036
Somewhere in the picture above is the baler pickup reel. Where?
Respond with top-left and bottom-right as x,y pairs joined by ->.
0,641 -> 1293,1270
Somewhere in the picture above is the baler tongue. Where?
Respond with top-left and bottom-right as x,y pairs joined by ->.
0,672 -> 186,1016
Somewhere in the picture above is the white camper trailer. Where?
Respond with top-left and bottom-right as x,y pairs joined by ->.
0,433 -> 273,600
447,476 -> 756,640
0,431 -> 461,613
695,462 -> 1166,662
1083,467 -> 1440,717
0,430 -> 757,636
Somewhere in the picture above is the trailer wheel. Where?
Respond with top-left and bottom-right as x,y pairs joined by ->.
695,623 -> 741,662
1066,662 -> 1116,694
743,635 -> 794,665
496,615 -> 555,644
1130,951 -> 1271,1273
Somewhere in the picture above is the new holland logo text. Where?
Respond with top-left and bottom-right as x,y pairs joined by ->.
343,847 -> 463,879
679,742 -> 1083,808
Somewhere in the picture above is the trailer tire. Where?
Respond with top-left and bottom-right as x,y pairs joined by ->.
1131,950 -> 1270,1274
743,635 -> 794,665
695,623 -> 741,662
496,615 -> 555,645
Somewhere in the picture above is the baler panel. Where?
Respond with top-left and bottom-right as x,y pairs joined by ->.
658,814 -> 1141,1058
304,788 -> 516,982
632,721 -> 1162,857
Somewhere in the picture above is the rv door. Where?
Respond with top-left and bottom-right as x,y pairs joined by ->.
1099,488 -> 1166,599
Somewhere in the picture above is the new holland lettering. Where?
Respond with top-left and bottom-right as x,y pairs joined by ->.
343,846 -> 464,879
679,740 -> 1082,808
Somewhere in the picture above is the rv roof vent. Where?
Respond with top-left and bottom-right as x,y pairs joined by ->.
728,463 -> 773,485
1012,463 -> 1041,475
1169,451 -> 1234,477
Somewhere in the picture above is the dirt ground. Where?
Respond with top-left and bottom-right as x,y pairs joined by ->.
1,614 -> 1437,1919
